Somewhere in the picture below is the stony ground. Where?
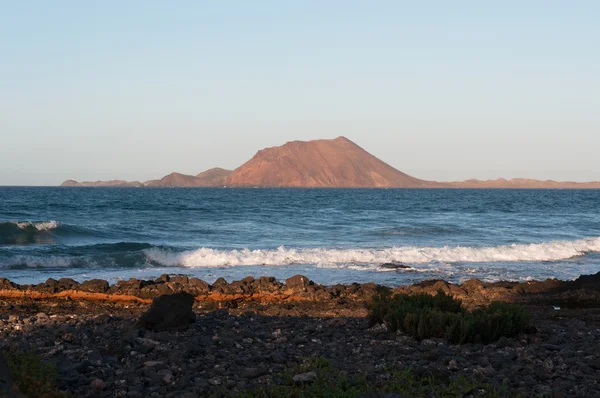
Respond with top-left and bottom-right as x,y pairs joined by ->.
1,296 -> 600,397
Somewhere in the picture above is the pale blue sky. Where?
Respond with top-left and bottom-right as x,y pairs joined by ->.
1,1 -> 599,185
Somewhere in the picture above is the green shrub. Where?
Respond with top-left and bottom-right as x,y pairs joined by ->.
237,356 -> 508,397
367,290 -> 530,344
3,349 -> 67,398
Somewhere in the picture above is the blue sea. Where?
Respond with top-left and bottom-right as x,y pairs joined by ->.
0,187 -> 599,286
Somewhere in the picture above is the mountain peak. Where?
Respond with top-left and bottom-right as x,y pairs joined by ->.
224,137 -> 434,188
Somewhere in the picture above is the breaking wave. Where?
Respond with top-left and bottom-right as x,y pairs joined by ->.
0,221 -> 60,245
15,221 -> 60,231
143,237 -> 600,268
3,237 -> 599,270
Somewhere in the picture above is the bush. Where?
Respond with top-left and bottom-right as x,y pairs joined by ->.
237,356 -> 508,397
3,349 -> 67,398
367,290 -> 530,344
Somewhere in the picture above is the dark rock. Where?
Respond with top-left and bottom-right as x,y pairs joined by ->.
189,278 -> 210,293
0,278 -> 18,290
541,344 -> 563,351
286,275 -> 313,289
138,292 -> 196,332
212,278 -> 234,294
380,263 -> 410,269
80,279 -> 109,293
496,336 -> 510,349
169,275 -> 189,285
255,276 -> 281,292
57,278 -> 80,290
39,278 -> 58,293
242,365 -> 268,379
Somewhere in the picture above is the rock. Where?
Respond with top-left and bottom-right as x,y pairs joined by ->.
90,378 -> 105,391
242,366 -> 268,379
357,394 -> 408,398
144,361 -> 165,368
292,371 -> 317,384
448,359 -> 459,371
541,344 -> 563,351
189,278 -> 210,293
380,263 -> 410,269
156,369 -> 174,385
169,275 -> 189,285
58,278 -> 80,290
0,278 -> 17,290
496,336 -> 510,349
285,275 -> 313,289
44,278 -> 59,291
138,292 -> 196,332
207,377 -> 222,386
80,279 -> 109,293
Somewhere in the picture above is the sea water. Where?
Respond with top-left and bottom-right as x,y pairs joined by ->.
1,187 -> 599,286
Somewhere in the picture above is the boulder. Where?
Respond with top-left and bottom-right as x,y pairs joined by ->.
169,275 -> 189,285
285,275 -> 312,289
80,279 -> 109,293
138,292 -> 196,332
254,276 -> 281,292
0,278 -> 17,290
188,278 -> 210,293
57,278 -> 80,291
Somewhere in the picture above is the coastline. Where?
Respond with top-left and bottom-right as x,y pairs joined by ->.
2,272 -> 600,309
2,273 -> 600,396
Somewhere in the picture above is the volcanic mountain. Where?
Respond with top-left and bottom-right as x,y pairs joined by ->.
60,137 -> 600,188
225,137 -> 438,188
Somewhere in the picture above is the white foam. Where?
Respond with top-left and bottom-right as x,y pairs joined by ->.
15,221 -> 60,231
143,236 -> 600,268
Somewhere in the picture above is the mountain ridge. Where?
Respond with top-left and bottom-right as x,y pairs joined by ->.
60,137 -> 600,188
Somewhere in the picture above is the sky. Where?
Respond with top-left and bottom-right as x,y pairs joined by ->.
1,1 -> 599,185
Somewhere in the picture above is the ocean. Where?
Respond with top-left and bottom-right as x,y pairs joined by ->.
0,187 -> 599,286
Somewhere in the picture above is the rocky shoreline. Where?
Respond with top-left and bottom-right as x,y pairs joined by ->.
1,272 -> 600,397
2,271 -> 600,309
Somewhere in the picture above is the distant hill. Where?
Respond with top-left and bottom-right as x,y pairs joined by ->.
225,136 -> 439,188
60,179 -> 143,187
60,137 -> 600,188
62,168 -> 232,187
144,168 -> 232,187
196,168 -> 232,186
449,178 -> 600,189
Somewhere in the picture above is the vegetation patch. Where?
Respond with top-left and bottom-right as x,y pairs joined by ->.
3,348 -> 67,398
237,356 -> 509,398
367,289 -> 530,344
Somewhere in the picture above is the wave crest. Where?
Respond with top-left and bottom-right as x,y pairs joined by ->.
0,221 -> 61,245
143,237 -> 600,268
15,221 -> 60,231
